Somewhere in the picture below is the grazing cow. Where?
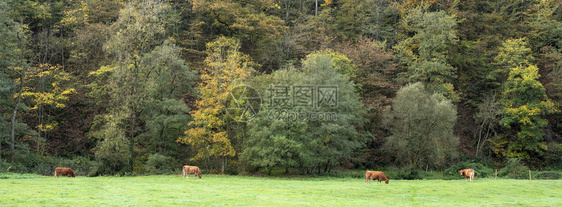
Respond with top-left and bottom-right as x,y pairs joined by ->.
458,169 -> 475,182
182,165 -> 202,179
54,167 -> 75,178
365,171 -> 389,184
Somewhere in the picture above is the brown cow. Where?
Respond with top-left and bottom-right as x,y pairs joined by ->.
458,169 -> 475,182
54,167 -> 75,178
365,171 -> 389,184
182,165 -> 202,179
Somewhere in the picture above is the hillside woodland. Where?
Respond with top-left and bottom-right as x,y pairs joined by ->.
0,0 -> 561,176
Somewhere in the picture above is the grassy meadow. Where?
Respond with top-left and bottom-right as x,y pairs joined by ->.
0,173 -> 560,206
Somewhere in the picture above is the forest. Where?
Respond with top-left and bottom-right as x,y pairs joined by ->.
0,0 -> 561,177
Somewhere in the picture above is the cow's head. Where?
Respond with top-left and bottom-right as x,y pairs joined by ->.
458,170 -> 464,176
385,179 -> 389,184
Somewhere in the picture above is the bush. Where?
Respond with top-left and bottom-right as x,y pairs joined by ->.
396,167 -> 422,180
375,167 -> 422,180
444,160 -> 494,179
1,154 -> 98,176
533,171 -> 561,180
498,158 -> 529,179
0,160 -> 27,173
325,170 -> 365,178
145,153 -> 171,174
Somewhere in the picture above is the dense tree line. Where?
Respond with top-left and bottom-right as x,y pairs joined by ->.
0,0 -> 560,175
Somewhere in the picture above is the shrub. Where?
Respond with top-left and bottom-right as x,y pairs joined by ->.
533,171 -> 561,180
444,160 -> 494,178
1,154 -> 98,176
383,167 -> 422,180
498,158 -> 529,179
325,170 -> 365,178
93,155 -> 129,176
145,153 -> 171,174
0,160 -> 27,173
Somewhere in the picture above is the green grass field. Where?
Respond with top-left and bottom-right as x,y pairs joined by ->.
0,174 -> 560,206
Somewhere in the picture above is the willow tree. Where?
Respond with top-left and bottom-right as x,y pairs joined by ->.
384,82 -> 458,168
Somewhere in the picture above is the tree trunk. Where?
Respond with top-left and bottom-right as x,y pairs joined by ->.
129,108 -> 136,173
129,64 -> 139,173
324,159 -> 330,174
315,0 -> 318,16
310,163 -> 318,174
158,126 -> 165,155
221,157 -> 227,174
10,68 -> 25,163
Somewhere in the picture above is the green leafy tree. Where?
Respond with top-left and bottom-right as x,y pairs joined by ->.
334,0 -> 400,43
394,6 -> 458,101
537,46 -> 562,165
0,0 -> 34,163
333,36 -> 399,133
242,51 -> 368,174
0,0 -> 20,161
490,38 -> 558,165
19,63 -> 75,155
137,41 -> 195,158
493,39 -> 533,76
527,0 -> 562,52
179,0 -> 285,72
90,0 -> 184,173
496,64 -> 557,162
383,82 -> 458,168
